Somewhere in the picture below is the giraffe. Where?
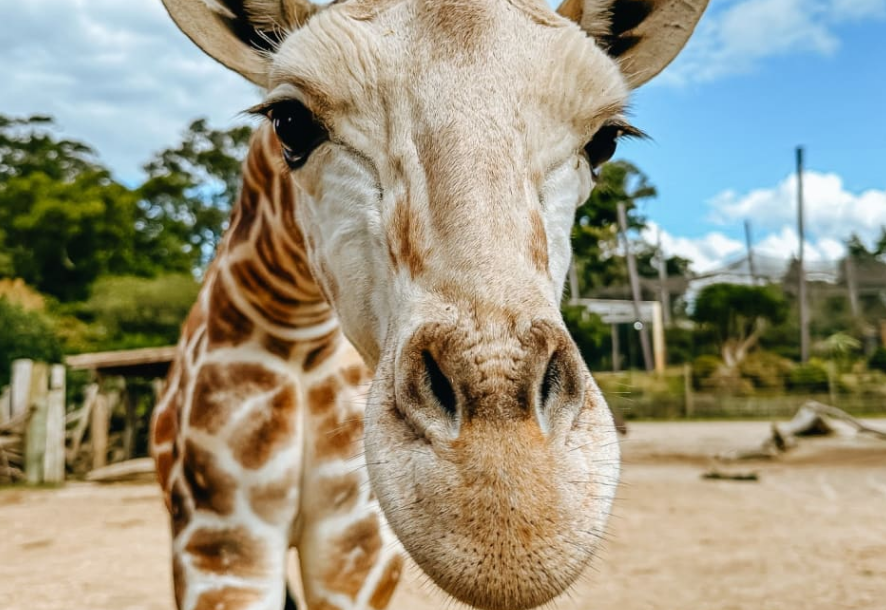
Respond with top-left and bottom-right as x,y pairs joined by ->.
151,1 -> 708,610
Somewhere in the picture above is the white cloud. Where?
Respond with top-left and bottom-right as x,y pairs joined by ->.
753,226 -> 846,261
642,223 -> 744,273
649,171 -> 885,275
0,0 -> 259,181
660,0 -> 886,85
709,170 -> 886,248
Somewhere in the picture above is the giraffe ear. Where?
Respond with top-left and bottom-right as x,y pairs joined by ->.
557,0 -> 708,88
162,0 -> 318,88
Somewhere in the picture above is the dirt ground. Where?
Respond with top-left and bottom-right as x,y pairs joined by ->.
2,421 -> 885,610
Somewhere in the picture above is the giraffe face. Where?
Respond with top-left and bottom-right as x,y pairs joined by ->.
161,0 -> 707,607
265,5 -> 623,607
267,0 -> 631,367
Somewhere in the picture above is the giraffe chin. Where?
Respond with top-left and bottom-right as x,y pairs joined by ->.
364,367 -> 620,610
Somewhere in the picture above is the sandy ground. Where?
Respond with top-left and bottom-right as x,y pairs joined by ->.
2,421 -> 885,610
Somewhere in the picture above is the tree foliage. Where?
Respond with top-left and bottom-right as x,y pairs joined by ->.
0,114 -> 251,304
571,160 -> 657,292
0,298 -> 63,386
139,118 -> 252,270
692,283 -> 788,367
74,274 -> 200,350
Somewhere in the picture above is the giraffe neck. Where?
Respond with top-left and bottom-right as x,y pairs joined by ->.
152,123 -> 402,610
201,123 -> 342,367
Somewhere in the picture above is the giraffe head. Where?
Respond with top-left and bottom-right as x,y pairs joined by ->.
163,0 -> 705,607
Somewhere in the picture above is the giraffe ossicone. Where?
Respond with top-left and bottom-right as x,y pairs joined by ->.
150,1 -> 708,609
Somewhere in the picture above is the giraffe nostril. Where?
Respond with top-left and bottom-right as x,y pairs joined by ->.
422,350 -> 458,420
540,351 -> 560,411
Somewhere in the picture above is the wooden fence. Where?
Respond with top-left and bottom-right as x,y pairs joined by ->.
0,359 -> 67,484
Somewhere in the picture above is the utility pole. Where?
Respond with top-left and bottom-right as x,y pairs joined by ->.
796,146 -> 810,363
845,255 -> 860,318
656,228 -> 672,326
744,220 -> 758,285
617,202 -> 654,372
567,257 -> 580,305
611,324 -> 620,372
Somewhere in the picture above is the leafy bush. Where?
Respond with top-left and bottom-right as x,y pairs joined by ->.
869,348 -> 886,374
0,297 -> 63,386
739,351 -> 794,390
691,354 -> 722,388
75,274 -> 199,350
561,305 -> 609,369
787,360 -> 830,393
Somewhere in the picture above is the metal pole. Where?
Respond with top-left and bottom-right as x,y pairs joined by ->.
797,146 -> 809,362
617,202 -> 654,372
797,147 -> 810,363
845,255 -> 860,318
611,324 -> 620,372
744,220 -> 758,284
656,228 -> 672,326
568,256 -> 580,304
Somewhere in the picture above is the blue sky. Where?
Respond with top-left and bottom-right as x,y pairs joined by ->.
1,0 -> 884,272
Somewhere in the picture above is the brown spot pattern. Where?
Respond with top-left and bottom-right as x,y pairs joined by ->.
155,450 -> 173,490
193,587 -> 264,610
249,468 -> 298,524
182,440 -> 236,515
315,410 -> 364,460
307,377 -> 340,415
172,555 -> 186,608
342,363 -> 369,387
262,332 -> 295,360
153,406 -> 176,445
369,555 -> 404,609
388,199 -> 425,277
170,477 -> 193,537
318,473 -> 362,513
190,362 -> 286,433
230,258 -> 303,327
528,210 -> 549,273
303,335 -> 340,372
206,277 -> 254,347
323,514 -> 382,597
229,383 -> 298,470
185,526 -> 269,579
423,0 -> 492,56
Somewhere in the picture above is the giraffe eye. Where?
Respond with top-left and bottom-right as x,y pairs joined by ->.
584,122 -> 646,173
268,100 -> 328,170
584,125 -> 622,170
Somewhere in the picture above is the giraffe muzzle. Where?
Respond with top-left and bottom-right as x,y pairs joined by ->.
393,318 -> 586,442
364,313 -> 620,610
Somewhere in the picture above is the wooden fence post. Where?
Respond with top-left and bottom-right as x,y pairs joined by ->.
91,394 -> 109,470
69,383 -> 99,462
683,363 -> 694,418
24,362 -> 49,484
123,380 -> 138,460
43,365 -> 66,484
11,359 -> 33,419
0,386 -> 10,425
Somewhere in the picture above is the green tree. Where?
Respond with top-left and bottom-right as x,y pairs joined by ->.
0,115 -> 146,300
0,298 -> 63,386
1,169 -> 141,301
139,119 -> 253,271
692,283 -> 788,368
571,160 -> 657,293
75,274 -> 200,350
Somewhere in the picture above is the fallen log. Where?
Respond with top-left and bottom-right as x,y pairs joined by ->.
86,458 -> 155,483
717,401 -> 885,462
776,403 -> 834,437
801,401 -> 886,440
